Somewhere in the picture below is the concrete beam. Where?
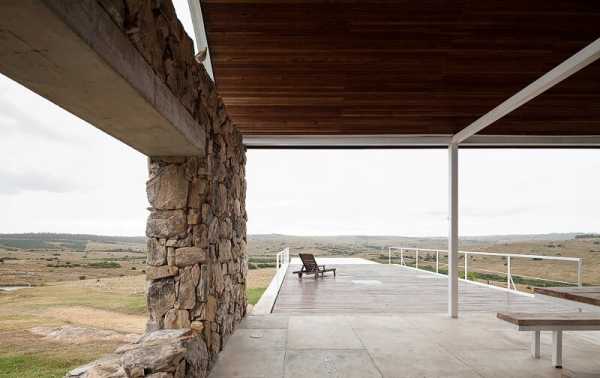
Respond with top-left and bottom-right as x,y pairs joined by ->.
0,0 -> 205,156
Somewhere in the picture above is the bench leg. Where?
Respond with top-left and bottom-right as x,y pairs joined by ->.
552,330 -> 563,368
531,331 -> 540,359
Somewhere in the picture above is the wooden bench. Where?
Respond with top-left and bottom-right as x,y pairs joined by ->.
293,253 -> 336,279
497,312 -> 600,368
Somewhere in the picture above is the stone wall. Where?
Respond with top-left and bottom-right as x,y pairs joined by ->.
67,1 -> 248,377
145,153 -> 247,358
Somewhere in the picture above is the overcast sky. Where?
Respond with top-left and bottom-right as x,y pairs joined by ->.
0,1 -> 598,237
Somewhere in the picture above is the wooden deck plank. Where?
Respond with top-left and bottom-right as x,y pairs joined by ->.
272,264 -> 590,314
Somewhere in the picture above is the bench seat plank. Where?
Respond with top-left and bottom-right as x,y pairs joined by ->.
534,287 -> 600,307
497,312 -> 600,327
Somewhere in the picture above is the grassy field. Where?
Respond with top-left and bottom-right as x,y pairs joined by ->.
0,275 -> 146,378
0,266 -> 275,378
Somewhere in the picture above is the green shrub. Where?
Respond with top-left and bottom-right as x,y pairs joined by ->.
87,261 -> 121,269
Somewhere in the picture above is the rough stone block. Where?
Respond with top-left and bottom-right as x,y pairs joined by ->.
176,265 -> 200,309
146,265 -> 179,281
206,296 -> 217,322
164,309 -> 191,329
167,246 -> 176,266
193,224 -> 208,249
147,164 -> 189,210
175,247 -> 207,267
187,210 -> 200,225
146,210 -> 187,239
147,238 -> 167,266
218,240 -> 232,262
147,278 -> 176,323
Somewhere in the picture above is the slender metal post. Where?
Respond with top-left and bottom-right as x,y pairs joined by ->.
507,256 -> 512,290
464,253 -> 468,280
416,249 -> 419,269
532,331 -> 541,359
448,143 -> 459,318
436,250 -> 439,273
400,249 -> 404,266
552,330 -> 563,368
388,247 -> 391,265
577,259 -> 583,287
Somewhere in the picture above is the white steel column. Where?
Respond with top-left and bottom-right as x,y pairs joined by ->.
448,143 -> 459,318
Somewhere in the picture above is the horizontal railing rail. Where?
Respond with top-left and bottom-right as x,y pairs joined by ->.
387,247 -> 582,293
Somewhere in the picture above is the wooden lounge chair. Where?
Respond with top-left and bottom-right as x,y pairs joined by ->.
293,253 -> 336,279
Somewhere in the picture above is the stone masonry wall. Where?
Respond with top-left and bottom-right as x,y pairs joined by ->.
67,1 -> 248,377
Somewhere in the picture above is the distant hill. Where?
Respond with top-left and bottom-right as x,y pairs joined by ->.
0,233 -> 146,251
0,233 -> 145,243
248,233 -> 582,245
246,232 -> 592,256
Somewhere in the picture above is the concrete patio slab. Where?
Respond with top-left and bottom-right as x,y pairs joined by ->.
284,349 -> 382,378
239,314 -> 290,330
287,316 -> 363,350
209,348 -> 286,378
210,265 -> 600,378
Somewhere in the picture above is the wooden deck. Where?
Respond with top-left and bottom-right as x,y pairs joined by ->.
273,263 -> 590,314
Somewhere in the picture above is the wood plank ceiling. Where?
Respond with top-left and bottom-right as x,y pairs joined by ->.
202,0 -> 600,136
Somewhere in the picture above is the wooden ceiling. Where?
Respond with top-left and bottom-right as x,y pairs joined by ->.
202,0 -> 600,136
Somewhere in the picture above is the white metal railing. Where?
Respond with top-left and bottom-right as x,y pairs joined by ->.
387,247 -> 583,292
253,247 -> 290,314
275,247 -> 290,270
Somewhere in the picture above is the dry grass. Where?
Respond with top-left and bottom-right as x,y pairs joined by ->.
0,249 -> 146,286
0,275 -> 147,378
247,267 -> 276,289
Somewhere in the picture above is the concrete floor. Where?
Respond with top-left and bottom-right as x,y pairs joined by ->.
211,263 -> 600,377
210,313 -> 600,378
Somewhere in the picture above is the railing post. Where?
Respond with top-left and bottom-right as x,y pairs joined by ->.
507,255 -> 512,290
388,247 -> 391,265
436,250 -> 439,273
464,252 -> 468,281
400,248 -> 404,266
416,249 -> 419,269
577,259 -> 583,287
